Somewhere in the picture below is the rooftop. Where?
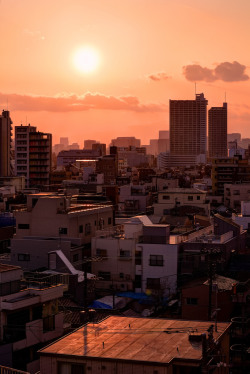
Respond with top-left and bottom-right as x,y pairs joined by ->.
0,263 -> 21,273
39,316 -> 230,365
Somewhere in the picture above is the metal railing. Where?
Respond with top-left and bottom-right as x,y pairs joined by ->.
0,365 -> 29,374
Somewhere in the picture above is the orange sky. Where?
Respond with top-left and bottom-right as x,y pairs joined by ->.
1,0 -> 250,146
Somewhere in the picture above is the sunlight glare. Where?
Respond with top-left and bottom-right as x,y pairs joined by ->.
73,47 -> 100,73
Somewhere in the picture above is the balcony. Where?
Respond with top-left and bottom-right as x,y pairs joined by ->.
0,365 -> 29,374
1,284 -> 64,310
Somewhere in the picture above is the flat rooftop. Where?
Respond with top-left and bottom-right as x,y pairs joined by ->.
39,316 -> 230,365
0,263 -> 21,273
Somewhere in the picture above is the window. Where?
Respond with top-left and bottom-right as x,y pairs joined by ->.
98,271 -> 111,280
85,223 -> 91,235
73,254 -> 79,262
58,363 -> 86,374
120,250 -> 130,258
233,190 -> 240,195
197,195 -> 200,200
186,297 -> 198,305
43,315 -> 55,332
18,253 -> 30,261
96,249 -> 107,258
79,225 -> 83,233
149,255 -> 164,266
188,196 -> 193,201
108,217 -> 112,225
59,227 -> 67,235
146,278 -> 160,290
134,274 -> 141,288
162,195 -> 170,200
18,223 -> 30,230
119,273 -> 124,279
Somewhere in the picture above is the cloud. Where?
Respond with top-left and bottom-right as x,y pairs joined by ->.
0,92 -> 167,113
148,72 -> 169,81
183,61 -> 249,82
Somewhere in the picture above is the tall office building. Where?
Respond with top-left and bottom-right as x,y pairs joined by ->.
15,125 -> 52,187
0,110 -> 13,177
208,103 -> 227,158
169,93 -> 208,167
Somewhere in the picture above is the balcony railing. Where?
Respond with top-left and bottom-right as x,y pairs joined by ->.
0,365 -> 29,374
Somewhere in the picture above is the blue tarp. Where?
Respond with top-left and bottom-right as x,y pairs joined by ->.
117,292 -> 169,305
89,300 -> 112,309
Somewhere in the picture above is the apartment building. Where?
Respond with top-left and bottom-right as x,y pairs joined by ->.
212,156 -> 250,196
208,103 -> 227,158
224,183 -> 250,212
92,216 -> 178,296
169,93 -> 208,167
15,125 -> 52,188
0,110 -> 13,177
11,193 -> 114,271
153,188 -> 210,216
0,263 -> 64,373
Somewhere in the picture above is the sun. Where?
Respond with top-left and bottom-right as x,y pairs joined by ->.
73,46 -> 99,73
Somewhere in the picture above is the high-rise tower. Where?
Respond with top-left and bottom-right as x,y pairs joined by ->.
169,93 -> 208,167
15,125 -> 52,187
0,110 -> 13,177
208,103 -> 227,158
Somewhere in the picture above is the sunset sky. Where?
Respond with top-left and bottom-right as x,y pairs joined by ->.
1,0 -> 250,146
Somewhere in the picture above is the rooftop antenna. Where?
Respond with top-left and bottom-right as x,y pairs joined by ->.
26,116 -> 27,126
195,82 -> 197,96
224,92 -> 227,103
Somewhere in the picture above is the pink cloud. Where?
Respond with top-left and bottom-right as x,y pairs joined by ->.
183,61 -> 249,82
0,92 -> 167,113
148,72 -> 169,81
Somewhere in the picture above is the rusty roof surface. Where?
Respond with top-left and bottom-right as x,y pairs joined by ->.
40,316 -> 230,364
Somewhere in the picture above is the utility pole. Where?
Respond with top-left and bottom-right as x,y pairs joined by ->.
202,245 -> 221,320
82,256 -> 103,311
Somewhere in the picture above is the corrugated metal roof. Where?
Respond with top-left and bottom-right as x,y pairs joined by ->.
40,316 -> 230,364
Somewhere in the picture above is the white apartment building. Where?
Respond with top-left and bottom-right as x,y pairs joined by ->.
92,216 -> 178,296
11,193 -> 113,271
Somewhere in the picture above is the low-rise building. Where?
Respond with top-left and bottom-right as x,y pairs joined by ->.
153,188 -> 210,216
10,193 -> 113,271
92,216 -> 178,296
39,316 -> 231,374
0,263 -> 64,373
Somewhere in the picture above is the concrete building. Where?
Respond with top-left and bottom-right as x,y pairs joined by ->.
110,136 -> 141,148
181,275 -> 237,321
15,125 -> 52,188
0,110 -> 13,177
92,216 -> 178,296
39,316 -> 231,374
0,263 -> 64,373
153,188 -> 210,217
57,149 -> 101,168
224,183 -> 250,212
212,157 -> 250,196
169,93 -> 208,167
84,139 -> 97,149
118,184 -> 153,215
10,193 -> 114,271
208,103 -> 227,158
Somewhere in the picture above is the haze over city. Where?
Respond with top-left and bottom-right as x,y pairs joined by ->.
0,0 -> 250,146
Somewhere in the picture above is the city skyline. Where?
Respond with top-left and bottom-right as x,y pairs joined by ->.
0,0 -> 250,146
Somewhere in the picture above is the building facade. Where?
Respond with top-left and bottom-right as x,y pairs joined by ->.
169,93 -> 208,167
208,102 -> 227,158
15,125 -> 52,188
0,110 -> 13,177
